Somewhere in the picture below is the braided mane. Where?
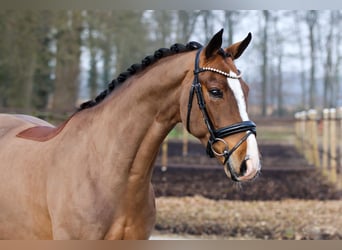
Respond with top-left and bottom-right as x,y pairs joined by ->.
78,41 -> 203,111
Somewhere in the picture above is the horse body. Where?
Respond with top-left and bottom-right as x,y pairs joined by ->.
0,114 -> 53,239
0,53 -> 192,239
0,30 -> 260,239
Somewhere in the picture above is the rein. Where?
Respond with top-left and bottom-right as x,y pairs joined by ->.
186,48 -> 257,180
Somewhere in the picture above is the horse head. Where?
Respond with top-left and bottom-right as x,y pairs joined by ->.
181,29 -> 261,182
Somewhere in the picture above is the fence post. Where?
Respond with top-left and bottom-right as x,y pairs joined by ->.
294,112 -> 303,153
308,109 -> 320,168
329,109 -> 337,183
161,137 -> 168,171
299,111 -> 307,156
322,109 -> 330,176
304,111 -> 313,163
182,126 -> 188,157
294,113 -> 299,150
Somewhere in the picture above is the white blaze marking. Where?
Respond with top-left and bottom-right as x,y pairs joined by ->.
227,72 -> 261,171
226,72 -> 249,121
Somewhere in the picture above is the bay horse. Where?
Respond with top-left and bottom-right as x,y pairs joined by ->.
0,29 -> 260,239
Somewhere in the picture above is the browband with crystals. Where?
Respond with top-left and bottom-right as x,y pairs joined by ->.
196,67 -> 242,79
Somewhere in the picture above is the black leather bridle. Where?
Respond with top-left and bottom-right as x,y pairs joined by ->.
186,48 -> 257,179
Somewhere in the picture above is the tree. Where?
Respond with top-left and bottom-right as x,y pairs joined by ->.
85,11 -> 100,99
224,11 -> 241,45
32,11 -> 54,110
175,11 -> 201,43
201,10 -> 215,43
0,11 -> 41,111
0,11 -> 10,107
323,11 -> 334,108
261,10 -> 270,116
95,11 -> 116,90
272,12 -> 285,116
151,10 -> 174,48
51,11 -> 83,113
293,11 -> 308,110
305,10 -> 318,109
324,10 -> 342,108
112,11 -> 148,74
332,11 -> 342,107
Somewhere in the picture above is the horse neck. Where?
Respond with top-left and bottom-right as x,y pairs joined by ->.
68,52 -> 194,180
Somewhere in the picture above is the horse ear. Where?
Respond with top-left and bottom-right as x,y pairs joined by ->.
226,32 -> 252,60
205,29 -> 224,59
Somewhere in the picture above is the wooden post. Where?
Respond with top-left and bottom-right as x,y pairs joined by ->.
308,109 -> 320,168
329,109 -> 337,183
304,111 -> 313,163
182,126 -> 188,157
294,112 -> 299,150
299,111 -> 306,156
161,137 -> 168,171
294,112 -> 302,152
322,109 -> 330,176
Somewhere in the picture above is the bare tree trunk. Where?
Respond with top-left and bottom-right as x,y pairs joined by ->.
112,11 -> 148,74
225,11 -> 234,46
276,53 -> 284,116
261,10 -> 270,116
294,11 -> 307,109
32,11 -> 54,110
23,52 -> 37,112
98,11 -> 115,89
152,10 -> 173,47
271,12 -> 285,117
87,12 -> 98,99
202,10 -> 214,43
332,11 -> 342,107
224,11 -> 242,46
176,11 -> 200,43
306,10 -> 318,109
52,11 -> 83,113
323,11 -> 336,108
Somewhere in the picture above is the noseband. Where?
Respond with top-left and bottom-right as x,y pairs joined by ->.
186,48 -> 257,177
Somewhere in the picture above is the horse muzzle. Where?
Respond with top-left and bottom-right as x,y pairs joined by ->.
224,154 -> 261,182
205,122 -> 261,182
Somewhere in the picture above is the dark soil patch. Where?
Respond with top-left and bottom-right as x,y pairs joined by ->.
152,141 -> 341,200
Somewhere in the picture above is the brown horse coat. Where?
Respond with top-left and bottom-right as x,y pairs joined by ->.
0,30 -> 260,239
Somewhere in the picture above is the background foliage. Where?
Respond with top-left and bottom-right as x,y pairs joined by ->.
0,10 -> 341,117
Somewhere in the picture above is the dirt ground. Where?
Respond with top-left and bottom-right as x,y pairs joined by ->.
154,196 -> 342,240
153,142 -> 341,200
151,139 -> 342,239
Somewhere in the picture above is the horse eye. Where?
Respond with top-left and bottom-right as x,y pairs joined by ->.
209,89 -> 223,98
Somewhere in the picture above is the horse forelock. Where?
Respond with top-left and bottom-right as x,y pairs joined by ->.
78,41 -> 203,112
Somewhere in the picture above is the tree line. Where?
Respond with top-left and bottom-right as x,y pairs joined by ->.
0,10 -> 341,117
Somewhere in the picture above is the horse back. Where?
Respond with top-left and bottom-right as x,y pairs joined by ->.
0,113 -> 70,142
0,114 -> 53,138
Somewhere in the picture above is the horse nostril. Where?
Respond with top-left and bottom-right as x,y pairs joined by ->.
240,159 -> 248,176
